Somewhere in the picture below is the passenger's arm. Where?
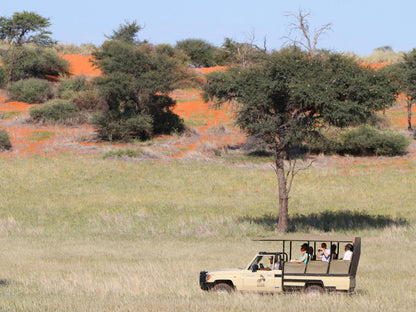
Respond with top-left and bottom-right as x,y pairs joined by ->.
294,254 -> 307,263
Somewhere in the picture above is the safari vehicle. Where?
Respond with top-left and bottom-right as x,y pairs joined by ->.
199,236 -> 361,294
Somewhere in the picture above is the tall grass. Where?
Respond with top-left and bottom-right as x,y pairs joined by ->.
0,156 -> 414,311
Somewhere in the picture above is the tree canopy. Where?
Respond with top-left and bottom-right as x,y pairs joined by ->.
92,33 -> 186,140
204,48 -> 397,232
0,11 -> 55,47
379,49 -> 416,130
0,11 -> 64,86
175,39 -> 224,68
105,20 -> 143,45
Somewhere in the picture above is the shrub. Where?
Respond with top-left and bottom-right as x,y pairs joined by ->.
0,66 -> 7,88
8,78 -> 53,103
152,110 -> 185,135
0,128 -> 12,151
57,75 -> 88,99
92,111 -> 153,141
175,39 -> 220,67
339,125 -> 409,156
29,99 -> 81,124
308,125 -> 409,156
71,89 -> 108,111
373,129 -> 409,156
2,47 -> 69,82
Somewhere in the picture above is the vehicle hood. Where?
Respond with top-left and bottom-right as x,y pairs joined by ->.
208,268 -> 243,273
207,268 -> 243,277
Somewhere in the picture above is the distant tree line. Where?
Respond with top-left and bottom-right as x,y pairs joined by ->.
0,11 -> 415,145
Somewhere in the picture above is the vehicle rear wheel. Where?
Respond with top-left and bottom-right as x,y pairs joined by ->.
212,283 -> 233,294
305,285 -> 325,295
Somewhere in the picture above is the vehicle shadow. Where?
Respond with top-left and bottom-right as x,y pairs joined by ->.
239,210 -> 408,232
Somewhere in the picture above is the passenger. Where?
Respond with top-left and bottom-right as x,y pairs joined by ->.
292,244 -> 309,263
317,243 -> 331,262
331,244 -> 338,260
260,256 -> 280,270
342,244 -> 354,260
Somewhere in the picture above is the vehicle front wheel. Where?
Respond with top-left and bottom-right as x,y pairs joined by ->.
305,285 -> 325,295
212,283 -> 233,294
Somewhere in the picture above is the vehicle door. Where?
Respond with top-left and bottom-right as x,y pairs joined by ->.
241,255 -> 282,292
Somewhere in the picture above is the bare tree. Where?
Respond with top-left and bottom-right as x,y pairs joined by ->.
222,29 -> 268,68
283,9 -> 332,56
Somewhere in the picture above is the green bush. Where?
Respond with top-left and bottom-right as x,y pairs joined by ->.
57,75 -> 88,99
0,128 -> 12,151
0,66 -> 7,87
9,78 -> 53,103
2,47 -> 69,82
29,99 -> 80,124
175,39 -> 221,67
339,125 -> 408,156
72,89 -> 107,111
92,111 -> 153,141
309,125 -> 409,156
373,129 -> 409,156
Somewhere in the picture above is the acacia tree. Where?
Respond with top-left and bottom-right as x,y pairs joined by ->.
0,11 -> 56,86
105,20 -> 143,44
175,39 -> 223,67
379,49 -> 416,131
203,48 -> 396,232
92,23 -> 186,141
402,50 -> 416,130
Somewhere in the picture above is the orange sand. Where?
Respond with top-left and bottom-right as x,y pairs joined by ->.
360,62 -> 389,70
60,54 -> 101,76
193,66 -> 228,74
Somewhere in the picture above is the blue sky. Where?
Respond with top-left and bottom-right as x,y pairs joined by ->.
1,0 -> 415,56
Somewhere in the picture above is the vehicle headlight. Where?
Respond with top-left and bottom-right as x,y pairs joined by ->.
206,274 -> 212,281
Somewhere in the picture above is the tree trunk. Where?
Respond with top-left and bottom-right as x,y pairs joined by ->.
275,150 -> 289,233
7,66 -> 14,89
407,99 -> 413,130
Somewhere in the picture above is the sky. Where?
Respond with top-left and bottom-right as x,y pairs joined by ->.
1,0 -> 415,56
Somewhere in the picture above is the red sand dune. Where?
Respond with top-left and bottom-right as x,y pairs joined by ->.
60,54 -> 101,76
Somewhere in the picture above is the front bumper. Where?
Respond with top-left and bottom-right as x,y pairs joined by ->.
199,271 -> 211,290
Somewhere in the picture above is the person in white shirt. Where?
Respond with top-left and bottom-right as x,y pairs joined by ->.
343,244 -> 354,260
260,256 -> 280,270
317,243 -> 331,262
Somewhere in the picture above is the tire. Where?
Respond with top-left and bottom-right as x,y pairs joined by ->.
212,283 -> 233,294
305,284 -> 325,295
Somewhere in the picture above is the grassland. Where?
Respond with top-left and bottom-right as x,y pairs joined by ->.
0,155 -> 415,311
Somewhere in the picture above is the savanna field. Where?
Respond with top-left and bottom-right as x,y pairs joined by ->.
0,56 -> 415,311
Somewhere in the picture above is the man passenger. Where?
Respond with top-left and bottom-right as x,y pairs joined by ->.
317,243 -> 331,262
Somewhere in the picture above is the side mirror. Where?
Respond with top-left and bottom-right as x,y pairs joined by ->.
252,264 -> 259,272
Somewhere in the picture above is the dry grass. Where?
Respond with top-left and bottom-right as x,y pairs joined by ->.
0,155 -> 414,311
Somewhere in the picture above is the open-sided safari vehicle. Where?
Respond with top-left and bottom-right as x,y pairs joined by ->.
200,236 -> 361,294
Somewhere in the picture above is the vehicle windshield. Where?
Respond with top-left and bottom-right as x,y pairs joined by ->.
248,254 -> 281,271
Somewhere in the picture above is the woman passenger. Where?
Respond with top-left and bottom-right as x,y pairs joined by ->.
293,244 -> 309,263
